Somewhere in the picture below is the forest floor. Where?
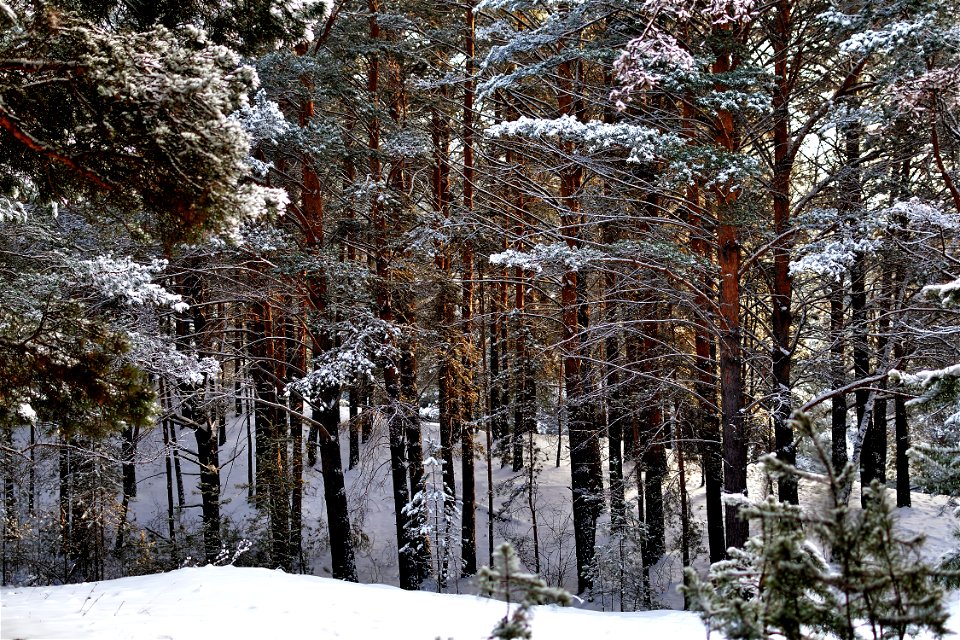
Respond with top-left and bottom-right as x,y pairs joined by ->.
112,407 -> 960,598
2,562 -> 960,639
4,407 -> 960,637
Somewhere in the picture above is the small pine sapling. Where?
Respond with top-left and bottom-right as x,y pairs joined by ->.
891,276 -> 960,587
586,504 -> 652,611
477,542 -> 571,640
910,443 -> 960,588
402,440 -> 459,591
684,413 -> 947,640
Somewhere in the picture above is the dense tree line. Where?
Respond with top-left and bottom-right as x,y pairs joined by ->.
1,0 -> 959,613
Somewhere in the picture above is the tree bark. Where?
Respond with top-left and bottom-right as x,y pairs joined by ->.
894,340 -> 911,507
831,280 -> 848,470
460,5 -> 477,575
771,0 -> 798,504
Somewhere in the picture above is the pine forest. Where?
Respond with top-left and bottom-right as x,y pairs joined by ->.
2,0 -> 960,637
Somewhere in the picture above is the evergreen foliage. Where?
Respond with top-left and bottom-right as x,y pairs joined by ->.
402,440 -> 460,590
0,0 -> 959,613
478,542 -> 571,640
684,413 -> 948,640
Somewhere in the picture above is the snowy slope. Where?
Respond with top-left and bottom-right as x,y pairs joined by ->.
19,405 -> 960,607
0,565 -> 708,640
3,565 -> 960,640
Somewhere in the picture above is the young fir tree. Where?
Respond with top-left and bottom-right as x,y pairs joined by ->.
402,440 -> 460,591
478,542 -> 572,640
892,276 -> 960,586
684,413 -> 947,640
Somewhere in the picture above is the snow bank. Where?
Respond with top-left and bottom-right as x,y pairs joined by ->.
1,565 -> 708,640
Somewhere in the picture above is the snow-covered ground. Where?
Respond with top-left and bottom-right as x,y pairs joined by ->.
0,565 -> 708,640
3,564 -> 960,640
7,405 -> 960,638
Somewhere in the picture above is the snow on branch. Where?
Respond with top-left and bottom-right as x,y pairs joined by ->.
789,237 -> 881,280
126,331 -> 221,386
489,243 -> 605,274
923,277 -> 960,308
76,256 -> 187,311
234,90 -> 291,145
890,273 -> 960,428
613,31 -> 695,99
835,18 -> 929,55
890,364 -> 960,428
486,114 -> 682,163
790,199 -> 953,280
612,0 -> 756,99
287,314 -> 400,399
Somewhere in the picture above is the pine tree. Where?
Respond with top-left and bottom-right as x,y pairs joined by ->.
684,413 -> 947,640
892,276 -> 960,586
402,440 -> 460,591
478,542 -> 572,640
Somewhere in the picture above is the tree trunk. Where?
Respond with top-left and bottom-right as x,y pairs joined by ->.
512,266 -> 528,472
718,215 -> 748,550
317,385 -> 357,580
771,0 -> 798,504
177,279 -> 222,563
684,147 -> 726,563
299,85 -> 358,580
349,384 -> 360,470
120,426 -> 137,500
458,2 -> 478,578
710,30 -> 748,551
289,323 -> 305,572
895,340 -> 911,507
831,280 -> 848,470
640,319 -> 666,564
605,302 -> 626,531
873,266 -> 892,484
249,301 -> 289,571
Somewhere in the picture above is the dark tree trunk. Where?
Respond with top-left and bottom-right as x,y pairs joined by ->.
771,0 -> 797,504
512,267 -> 528,472
489,277 -> 506,444
318,386 -> 358,581
685,172 -> 725,562
431,89 -> 457,509
385,360 -> 417,589
675,408 -> 692,609
460,4 -> 478,576
710,33 -> 748,551
398,329 -> 431,585
348,384 -> 360,470
873,266 -> 892,484
193,412 -> 222,564
297,61 -> 359,580
288,323 -> 305,572
360,380 -> 373,444
120,426 -> 137,500
563,264 -> 601,594
249,302 -> 288,570
368,0 -> 417,591
605,316 -> 626,531
895,341 -> 912,507
852,252 -> 877,501
831,280 -> 848,470
160,401 -> 178,559
177,279 -> 222,564
640,322 -> 666,564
